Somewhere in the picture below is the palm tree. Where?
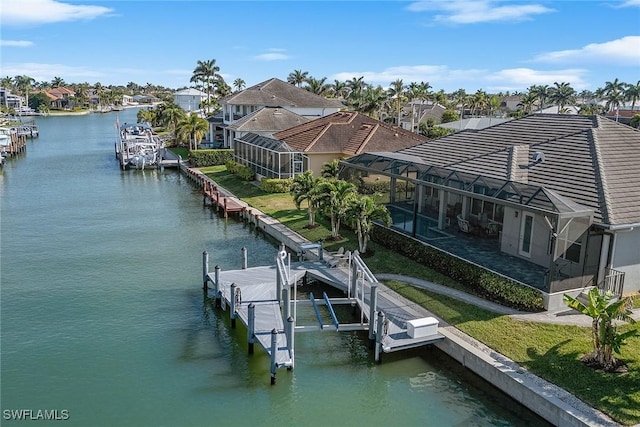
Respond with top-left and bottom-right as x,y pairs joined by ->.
287,70 -> 308,87
530,84 -> 550,112
157,102 -> 186,135
331,80 -> 348,100
232,78 -> 246,93
190,59 -> 221,114
345,194 -> 391,253
316,179 -> 357,239
304,76 -> 330,96
346,76 -> 367,108
548,82 -> 576,113
470,89 -> 488,116
290,171 -> 323,227
176,112 -> 208,150
387,79 -> 406,126
51,76 -> 65,88
601,78 -> 626,116
320,159 -> 341,179
624,80 -> 640,110
356,85 -> 388,119
564,288 -> 638,371
517,92 -> 537,115
14,75 -> 36,108
137,108 -> 156,126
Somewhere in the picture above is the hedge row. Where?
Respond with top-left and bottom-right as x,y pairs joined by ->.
225,160 -> 255,181
359,180 -> 415,195
261,178 -> 293,193
188,149 -> 234,167
371,224 -> 544,311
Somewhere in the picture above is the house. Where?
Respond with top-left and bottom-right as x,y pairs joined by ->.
43,87 -> 76,110
220,78 -> 342,148
233,111 -> 426,180
173,88 -> 207,112
0,87 -> 24,111
399,102 -> 447,131
227,106 -> 309,139
339,114 -> 640,310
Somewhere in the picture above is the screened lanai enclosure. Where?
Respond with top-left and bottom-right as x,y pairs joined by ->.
339,152 -> 596,295
234,133 -> 309,179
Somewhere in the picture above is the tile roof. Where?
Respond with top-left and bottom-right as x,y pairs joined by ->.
274,111 -> 427,155
221,78 -> 343,109
227,107 -> 309,133
398,114 -> 640,225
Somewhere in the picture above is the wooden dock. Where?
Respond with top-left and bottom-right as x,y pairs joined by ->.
202,180 -> 245,217
203,248 -> 444,384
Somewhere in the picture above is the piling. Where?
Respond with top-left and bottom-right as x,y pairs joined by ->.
202,251 -> 209,290
214,265 -> 221,307
270,329 -> 278,385
286,316 -> 294,370
375,311 -> 385,364
230,283 -> 237,328
283,287 -> 290,320
241,246 -> 247,269
248,303 -> 255,354
368,284 -> 378,341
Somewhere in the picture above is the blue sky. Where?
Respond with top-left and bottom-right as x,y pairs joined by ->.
1,0 -> 639,93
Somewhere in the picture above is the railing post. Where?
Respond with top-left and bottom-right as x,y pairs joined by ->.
368,284 -> 378,341
375,311 -> 385,364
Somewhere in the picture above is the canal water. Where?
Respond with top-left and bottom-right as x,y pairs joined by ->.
0,109 -> 550,426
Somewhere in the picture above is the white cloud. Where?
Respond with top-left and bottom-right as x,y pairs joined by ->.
485,68 -> 589,91
0,40 -> 34,47
1,62 -> 104,82
532,36 -> 640,66
332,65 -> 486,86
617,0 -> 640,7
253,49 -> 289,61
407,0 -> 554,24
1,0 -> 113,26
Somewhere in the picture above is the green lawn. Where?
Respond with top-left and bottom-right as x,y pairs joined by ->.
201,166 -> 640,425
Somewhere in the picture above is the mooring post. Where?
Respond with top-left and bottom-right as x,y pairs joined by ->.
230,283 -> 237,328
318,240 -> 323,261
368,283 -> 378,341
375,311 -> 385,364
270,329 -> 278,385
202,251 -> 209,290
286,316 -> 295,370
248,303 -> 255,355
283,287 -> 290,319
241,246 -> 247,269
214,265 -> 221,307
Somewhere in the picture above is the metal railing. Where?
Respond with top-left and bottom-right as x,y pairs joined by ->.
600,267 -> 625,296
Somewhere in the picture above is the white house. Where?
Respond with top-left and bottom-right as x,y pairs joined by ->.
173,88 -> 207,112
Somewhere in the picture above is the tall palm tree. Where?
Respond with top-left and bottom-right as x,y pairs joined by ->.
346,76 -> 367,107
190,59 -> 221,114
157,102 -> 186,135
387,79 -> 406,126
624,80 -> 640,110
357,86 -> 388,119
601,78 -> 626,116
549,82 -> 576,113
14,75 -> 36,108
345,194 -> 391,253
176,112 -> 208,150
51,76 -> 65,88
316,179 -> 357,239
517,92 -> 537,115
470,89 -> 488,116
232,78 -> 246,93
287,70 -> 308,87
530,84 -> 550,112
331,80 -> 348,100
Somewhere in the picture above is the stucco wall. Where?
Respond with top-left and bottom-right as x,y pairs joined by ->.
500,207 -> 551,268
612,228 -> 640,295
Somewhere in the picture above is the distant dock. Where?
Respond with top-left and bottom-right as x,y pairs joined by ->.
202,247 -> 444,384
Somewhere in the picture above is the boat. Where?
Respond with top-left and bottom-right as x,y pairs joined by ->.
116,122 -> 164,170
0,127 -> 15,164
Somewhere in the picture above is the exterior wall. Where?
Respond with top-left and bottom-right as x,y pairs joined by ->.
308,153 -> 344,176
612,228 -> 640,295
285,106 -> 341,119
500,206 -> 551,268
174,95 -> 204,112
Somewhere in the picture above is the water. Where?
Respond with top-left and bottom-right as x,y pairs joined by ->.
0,109 -> 549,426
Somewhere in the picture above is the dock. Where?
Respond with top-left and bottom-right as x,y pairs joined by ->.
202,247 -> 444,384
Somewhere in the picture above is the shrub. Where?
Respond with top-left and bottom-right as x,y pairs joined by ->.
225,160 -> 255,181
371,224 -> 544,311
261,178 -> 293,193
188,149 -> 234,167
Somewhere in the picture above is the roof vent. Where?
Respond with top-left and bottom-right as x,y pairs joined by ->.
533,151 -> 545,163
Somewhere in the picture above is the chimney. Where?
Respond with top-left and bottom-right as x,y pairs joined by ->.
507,144 -> 529,183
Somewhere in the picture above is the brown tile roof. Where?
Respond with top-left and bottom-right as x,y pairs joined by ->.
227,107 -> 309,133
274,111 -> 427,155
221,78 -> 343,109
398,114 -> 640,225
